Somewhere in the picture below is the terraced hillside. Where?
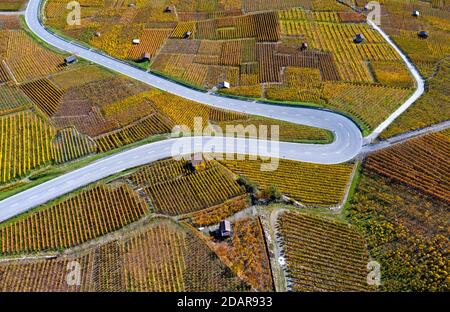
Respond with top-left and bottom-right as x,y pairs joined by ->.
277,210 -> 370,291
220,157 -> 354,207
43,0 -> 417,133
0,14 -> 329,188
377,0 -> 450,137
0,219 -> 249,292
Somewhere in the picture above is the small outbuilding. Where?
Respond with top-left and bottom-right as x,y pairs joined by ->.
132,38 -> 140,44
165,6 -> 175,13
139,52 -> 151,62
418,31 -> 429,38
353,33 -> 365,44
412,10 -> 420,17
128,3 -> 135,8
218,81 -> 230,89
219,220 -> 231,238
64,55 -> 77,65
183,31 -> 192,39
188,154 -> 206,171
300,42 -> 308,51
93,31 -> 101,37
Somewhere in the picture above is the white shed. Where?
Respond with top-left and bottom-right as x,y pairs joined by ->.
219,220 -> 231,238
219,81 -> 230,89
132,39 -> 140,44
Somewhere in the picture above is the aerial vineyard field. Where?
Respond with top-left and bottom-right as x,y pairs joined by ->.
181,63 -> 209,87
0,0 -> 26,11
0,218 -> 248,291
381,58 -> 450,139
266,66 -> 324,103
20,79 -> 63,117
49,65 -> 114,90
278,13 -> 400,82
0,252 -> 93,291
189,194 -> 249,226
126,158 -> 245,215
257,43 -> 340,83
0,83 -> 31,115
52,106 -> 117,138
218,85 -> 262,98
277,211 -> 369,291
147,88 -> 246,129
0,111 -> 55,183
370,61 -> 415,88
94,112 -> 173,152
4,30 -> 67,83
0,15 -> 20,30
365,130 -> 450,203
89,24 -> 144,60
53,127 -> 97,164
78,77 -> 149,109
123,223 -> 187,291
0,183 -> 148,255
380,0 -> 450,77
171,21 -> 197,39
101,92 -> 159,126
220,158 -> 354,207
122,221 -> 248,292
322,83 -> 413,130
127,29 -> 172,60
213,217 -> 274,291
0,63 -> 10,83
242,0 -> 313,12
347,171 -> 449,291
214,115 -> 333,143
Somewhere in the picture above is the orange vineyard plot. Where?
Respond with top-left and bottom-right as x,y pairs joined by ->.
127,29 -> 172,60
0,183 -> 148,255
220,158 -> 354,207
20,78 -> 63,117
0,111 -> 55,183
53,127 -> 97,164
0,83 -> 31,115
189,195 -> 249,227
4,30 -> 67,83
213,217 -> 274,291
94,112 -> 174,152
0,219 -> 248,291
127,158 -> 246,215
365,131 -> 450,203
277,211 -> 369,291
0,253 -> 93,291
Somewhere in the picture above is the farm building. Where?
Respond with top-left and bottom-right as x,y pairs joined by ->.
300,42 -> 308,51
64,55 -> 77,65
412,10 -> 420,17
354,34 -> 365,44
219,220 -> 232,238
165,6 -> 175,13
188,154 -> 206,171
183,31 -> 192,39
132,39 -> 140,44
418,31 -> 429,38
139,52 -> 151,62
93,31 -> 101,37
218,81 -> 230,89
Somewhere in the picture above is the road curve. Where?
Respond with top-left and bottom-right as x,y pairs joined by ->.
365,20 -> 425,142
24,0 -> 362,164
0,0 -> 423,222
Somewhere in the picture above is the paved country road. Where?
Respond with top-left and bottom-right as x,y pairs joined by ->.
0,0 -> 423,223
